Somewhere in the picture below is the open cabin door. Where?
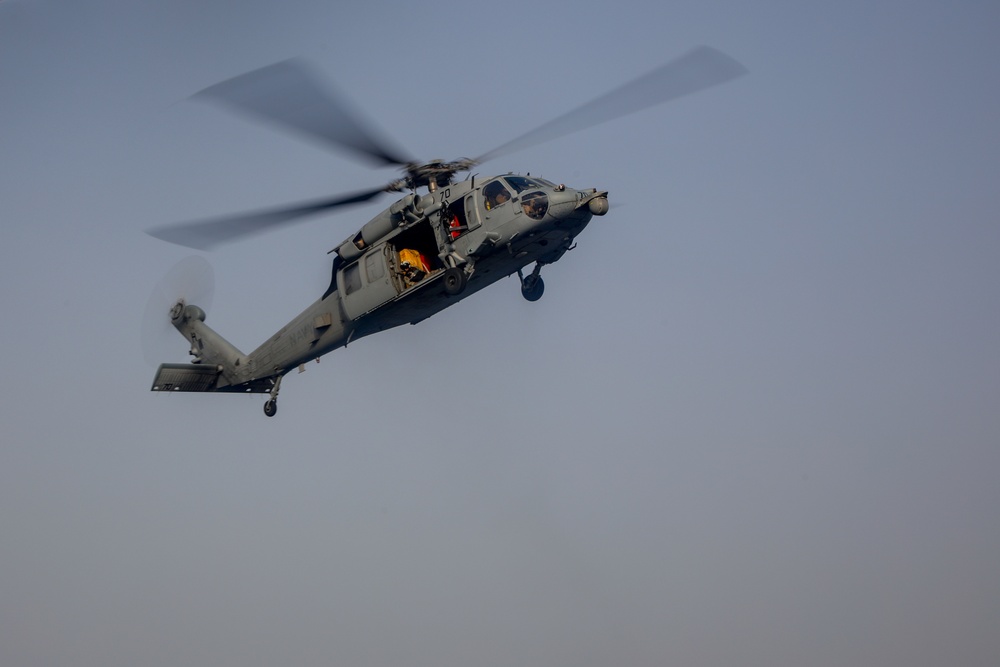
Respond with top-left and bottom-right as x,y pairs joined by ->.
339,244 -> 399,320
443,188 -> 482,241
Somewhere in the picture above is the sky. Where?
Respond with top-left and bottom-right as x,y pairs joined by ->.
2,1 -> 999,665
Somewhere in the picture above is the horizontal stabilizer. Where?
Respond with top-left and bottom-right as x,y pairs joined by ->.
151,363 -> 221,392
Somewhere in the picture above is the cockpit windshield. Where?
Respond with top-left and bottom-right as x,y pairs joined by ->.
503,176 -> 552,193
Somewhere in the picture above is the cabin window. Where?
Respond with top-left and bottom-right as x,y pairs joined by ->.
343,263 -> 362,295
365,251 -> 385,282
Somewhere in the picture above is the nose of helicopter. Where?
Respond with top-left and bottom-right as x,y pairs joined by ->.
544,187 -> 579,213
545,186 -> 608,225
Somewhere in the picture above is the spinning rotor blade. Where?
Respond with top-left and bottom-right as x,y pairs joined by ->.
475,46 -> 747,164
194,59 -> 412,167
149,47 -> 745,252
146,187 -> 387,251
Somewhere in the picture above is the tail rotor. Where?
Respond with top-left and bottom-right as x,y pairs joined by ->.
141,256 -> 215,366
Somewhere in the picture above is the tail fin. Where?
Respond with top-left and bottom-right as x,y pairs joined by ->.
150,302 -> 249,392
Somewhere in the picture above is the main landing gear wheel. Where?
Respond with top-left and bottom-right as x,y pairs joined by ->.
521,275 -> 544,302
518,263 -> 545,302
443,267 -> 468,296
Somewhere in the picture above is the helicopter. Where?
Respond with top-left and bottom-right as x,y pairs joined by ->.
146,46 -> 746,416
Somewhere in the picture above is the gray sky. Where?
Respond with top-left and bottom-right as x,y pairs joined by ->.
2,1 -> 999,665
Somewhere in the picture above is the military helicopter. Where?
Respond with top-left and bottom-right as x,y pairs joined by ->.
146,46 -> 746,416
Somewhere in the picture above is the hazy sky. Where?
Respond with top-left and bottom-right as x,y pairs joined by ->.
2,1 -> 999,666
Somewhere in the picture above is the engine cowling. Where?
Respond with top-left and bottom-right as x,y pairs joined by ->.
335,193 -> 441,261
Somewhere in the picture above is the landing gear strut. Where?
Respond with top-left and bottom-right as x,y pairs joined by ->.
263,374 -> 283,417
518,263 -> 545,302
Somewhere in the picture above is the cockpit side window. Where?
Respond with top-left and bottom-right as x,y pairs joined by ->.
483,180 -> 512,211
521,191 -> 548,220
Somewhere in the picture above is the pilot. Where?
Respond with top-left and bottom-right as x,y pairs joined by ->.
484,182 -> 511,210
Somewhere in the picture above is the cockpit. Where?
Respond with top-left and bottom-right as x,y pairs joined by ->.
483,176 -> 552,220
483,179 -> 511,210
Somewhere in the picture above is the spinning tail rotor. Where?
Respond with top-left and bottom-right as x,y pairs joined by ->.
141,256 -> 215,366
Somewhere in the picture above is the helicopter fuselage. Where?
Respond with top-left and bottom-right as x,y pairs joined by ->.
246,174 -> 607,376
153,174 -> 608,404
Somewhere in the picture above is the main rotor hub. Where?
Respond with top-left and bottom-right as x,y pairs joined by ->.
402,159 -> 476,191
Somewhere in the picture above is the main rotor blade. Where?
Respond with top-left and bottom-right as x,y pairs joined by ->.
475,46 -> 747,164
147,187 -> 387,251
194,59 -> 412,167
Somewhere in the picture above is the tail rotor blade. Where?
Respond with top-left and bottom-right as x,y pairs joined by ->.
141,256 -> 215,366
